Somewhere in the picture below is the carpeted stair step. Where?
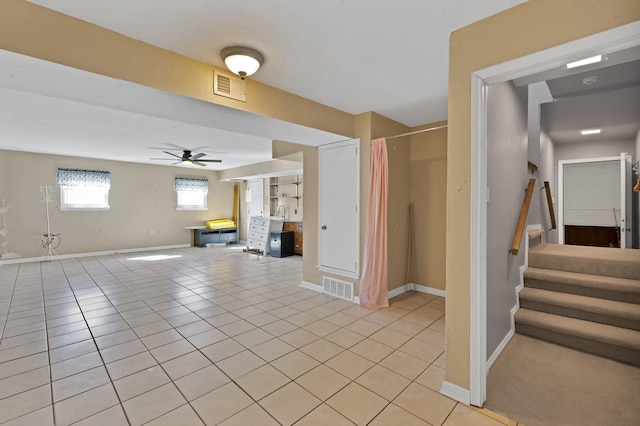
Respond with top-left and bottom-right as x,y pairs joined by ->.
529,243 -> 640,280
519,287 -> 640,330
515,308 -> 640,366
524,267 -> 640,304
528,229 -> 543,249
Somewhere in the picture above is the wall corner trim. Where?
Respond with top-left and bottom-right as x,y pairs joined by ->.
441,381 -> 471,405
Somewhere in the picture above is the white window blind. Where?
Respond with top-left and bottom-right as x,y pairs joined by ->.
57,168 -> 111,210
175,177 -> 208,210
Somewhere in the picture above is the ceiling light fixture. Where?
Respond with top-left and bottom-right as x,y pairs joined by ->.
580,128 -> 601,135
220,46 -> 264,79
566,54 -> 602,69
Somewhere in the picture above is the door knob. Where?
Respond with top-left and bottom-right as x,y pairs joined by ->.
321,225 -> 327,230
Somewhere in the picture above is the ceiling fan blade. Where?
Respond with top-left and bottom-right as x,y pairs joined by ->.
198,159 -> 223,163
192,161 -> 207,167
192,152 -> 206,160
150,157 -> 177,160
165,143 -> 187,151
163,151 -> 182,159
190,146 -> 209,152
170,161 -> 182,165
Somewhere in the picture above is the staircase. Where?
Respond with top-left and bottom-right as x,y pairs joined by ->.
515,231 -> 640,366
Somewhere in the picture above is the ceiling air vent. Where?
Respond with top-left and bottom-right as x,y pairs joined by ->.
214,70 -> 246,102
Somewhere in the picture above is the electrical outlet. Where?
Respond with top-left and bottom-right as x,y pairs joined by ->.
294,209 -> 297,214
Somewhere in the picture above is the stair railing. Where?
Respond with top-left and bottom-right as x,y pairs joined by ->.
510,178 -> 536,255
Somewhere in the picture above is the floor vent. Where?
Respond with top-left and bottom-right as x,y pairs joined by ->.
323,276 -> 354,301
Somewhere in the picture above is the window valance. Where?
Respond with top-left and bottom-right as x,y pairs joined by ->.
57,168 -> 111,188
175,177 -> 208,193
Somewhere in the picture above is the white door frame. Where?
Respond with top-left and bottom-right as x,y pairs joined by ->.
469,22 -> 640,407
557,156 -> 620,245
621,152 -> 633,248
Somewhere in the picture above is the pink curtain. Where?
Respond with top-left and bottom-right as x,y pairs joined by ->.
359,138 -> 389,308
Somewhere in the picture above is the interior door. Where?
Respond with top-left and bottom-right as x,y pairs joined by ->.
319,138 -> 359,278
247,180 -> 264,219
558,157 -> 620,246
621,152 -> 632,248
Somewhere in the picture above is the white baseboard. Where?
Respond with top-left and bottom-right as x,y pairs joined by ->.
413,283 -> 446,298
485,229 -> 534,371
518,264 -> 526,294
486,305 -> 517,371
300,281 -> 324,293
0,244 -> 191,265
387,284 -> 412,299
389,282 -> 446,298
440,381 -> 470,405
299,281 -> 445,306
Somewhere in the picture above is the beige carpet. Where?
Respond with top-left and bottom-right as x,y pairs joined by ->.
485,334 -> 640,426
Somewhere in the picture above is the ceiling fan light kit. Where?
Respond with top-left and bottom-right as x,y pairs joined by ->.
220,46 -> 264,79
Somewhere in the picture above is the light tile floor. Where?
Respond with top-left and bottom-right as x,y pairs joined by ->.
0,246 -> 521,425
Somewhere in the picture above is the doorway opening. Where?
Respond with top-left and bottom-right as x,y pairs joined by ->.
469,21 -> 640,407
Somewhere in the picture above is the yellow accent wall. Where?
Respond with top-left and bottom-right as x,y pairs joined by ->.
371,113 -> 411,293
446,0 -> 640,390
411,121 -> 447,290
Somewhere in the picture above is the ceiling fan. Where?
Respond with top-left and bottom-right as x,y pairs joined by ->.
150,145 -> 222,166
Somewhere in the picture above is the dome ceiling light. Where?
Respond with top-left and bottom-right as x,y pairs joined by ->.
220,46 -> 264,79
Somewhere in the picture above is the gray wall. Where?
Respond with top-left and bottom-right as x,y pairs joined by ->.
528,83 -> 555,242
539,127 -> 557,242
555,138 -> 634,163
486,81 -> 529,358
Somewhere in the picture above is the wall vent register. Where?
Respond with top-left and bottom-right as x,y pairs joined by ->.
323,276 -> 354,301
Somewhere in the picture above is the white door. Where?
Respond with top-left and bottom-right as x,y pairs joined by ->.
621,152 -> 632,248
557,157 -> 620,245
319,138 -> 359,278
247,180 -> 264,219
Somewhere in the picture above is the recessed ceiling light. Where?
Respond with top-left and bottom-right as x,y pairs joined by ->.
581,128 -> 601,135
582,76 -> 598,86
566,55 -> 602,69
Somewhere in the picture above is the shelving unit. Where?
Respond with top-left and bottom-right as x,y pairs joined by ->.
269,179 -> 279,216
269,175 -> 303,216
291,178 -> 302,207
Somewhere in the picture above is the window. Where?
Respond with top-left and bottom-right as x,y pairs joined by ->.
57,168 -> 111,211
175,177 -> 208,210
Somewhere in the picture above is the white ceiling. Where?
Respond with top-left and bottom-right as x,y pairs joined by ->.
0,50 -> 345,169
0,1 -> 527,170
25,0 -> 527,126
522,48 -> 640,144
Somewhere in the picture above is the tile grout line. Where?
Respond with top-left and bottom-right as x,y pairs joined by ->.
84,253 -> 231,425
38,260 -> 58,426
3,247 -> 452,425
0,264 -> 19,345
56,256 -> 134,426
